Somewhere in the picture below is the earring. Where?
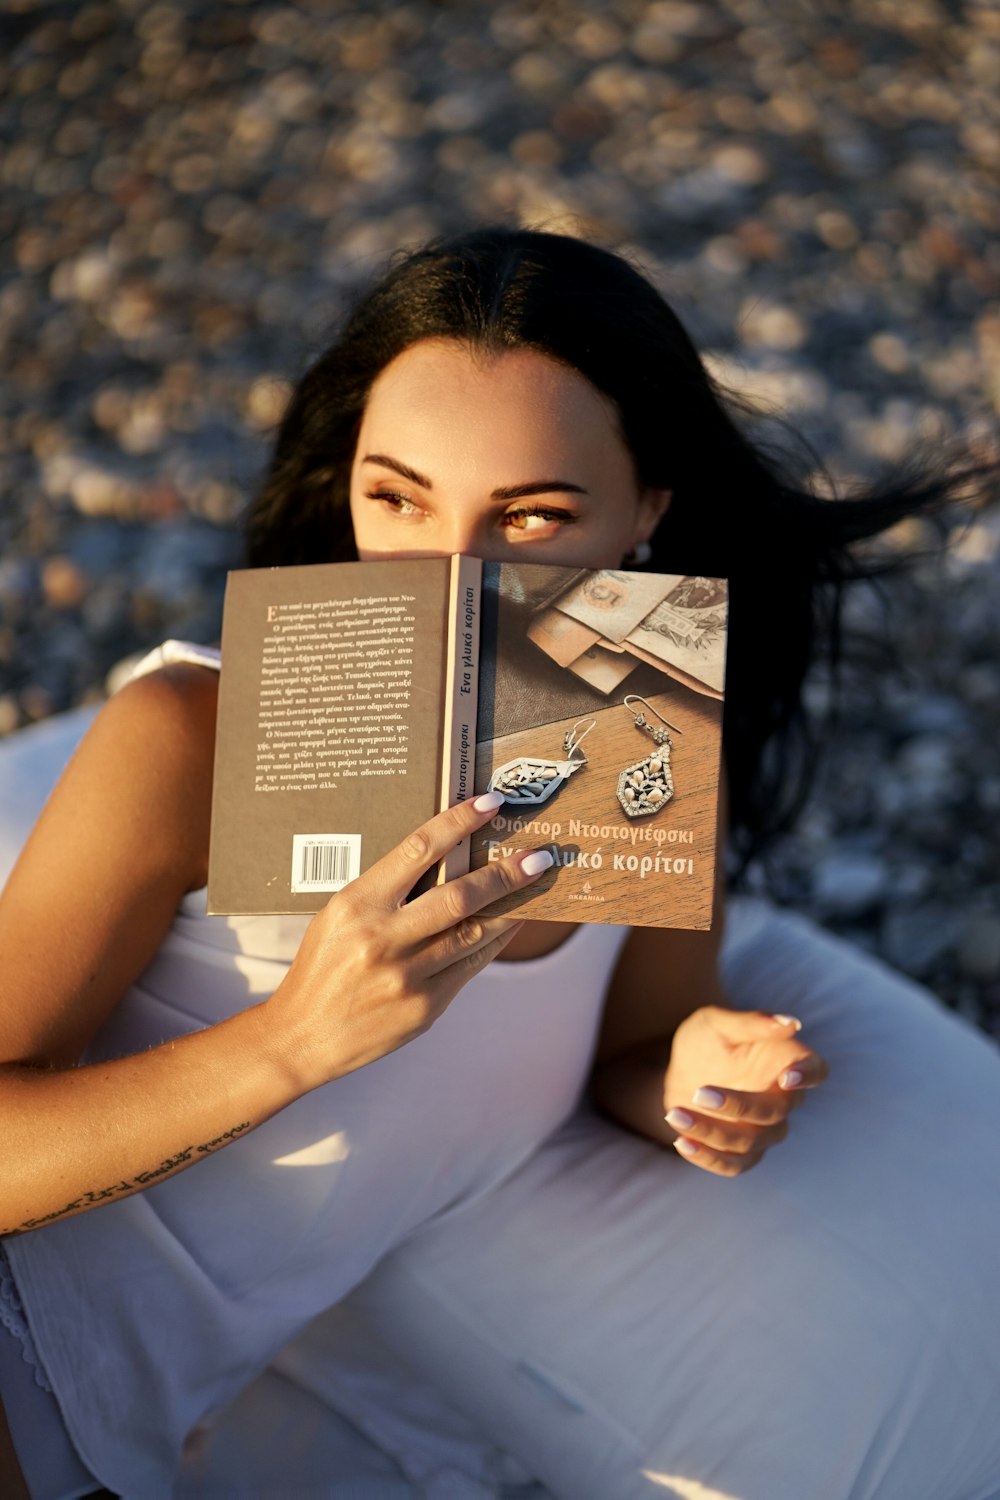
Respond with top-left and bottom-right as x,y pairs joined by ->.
489,718 -> 596,807
616,695 -> 682,817
624,540 -> 652,567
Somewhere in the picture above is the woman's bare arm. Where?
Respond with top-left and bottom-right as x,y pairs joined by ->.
0,666 -> 218,1068
591,776 -> 730,1098
0,666 -> 301,1235
590,778 -> 827,1175
589,897 -> 728,1143
0,670 -> 552,1235
590,894 -> 825,1175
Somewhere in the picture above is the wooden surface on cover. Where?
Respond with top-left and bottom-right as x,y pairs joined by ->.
470,685 -> 722,929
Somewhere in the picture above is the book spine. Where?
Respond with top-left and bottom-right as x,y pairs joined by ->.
438,554 -> 483,882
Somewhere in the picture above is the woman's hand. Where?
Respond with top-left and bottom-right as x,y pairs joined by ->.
663,1008 -> 827,1177
266,791 -> 550,1092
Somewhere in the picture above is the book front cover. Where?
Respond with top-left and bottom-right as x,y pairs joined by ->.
209,556 -> 726,930
470,564 -> 727,930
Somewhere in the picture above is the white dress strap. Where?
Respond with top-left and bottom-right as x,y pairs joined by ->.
126,639 -> 221,681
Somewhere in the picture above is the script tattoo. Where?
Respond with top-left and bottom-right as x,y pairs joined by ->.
0,1121 -> 252,1238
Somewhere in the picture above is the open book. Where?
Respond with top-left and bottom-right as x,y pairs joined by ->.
208,557 -> 727,929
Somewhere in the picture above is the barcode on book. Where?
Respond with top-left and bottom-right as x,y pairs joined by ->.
291,834 -> 362,893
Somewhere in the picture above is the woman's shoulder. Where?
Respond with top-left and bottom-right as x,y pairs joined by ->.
101,652 -> 219,783
116,639 -> 220,737
15,648 -> 223,895
0,650 -> 223,1067
125,639 -> 221,684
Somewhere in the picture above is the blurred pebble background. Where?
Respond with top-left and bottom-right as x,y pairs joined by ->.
1,0 -> 998,1031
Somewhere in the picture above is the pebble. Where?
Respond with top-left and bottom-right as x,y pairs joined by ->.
41,557 -> 88,611
893,735 -> 958,807
738,301 -> 809,351
0,697 -> 20,736
812,852 -> 890,919
711,143 -> 770,186
0,0 -> 997,1037
957,915 -> 1000,983
892,694 -> 971,738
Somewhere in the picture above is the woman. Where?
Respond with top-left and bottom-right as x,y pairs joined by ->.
2,227 -> 999,1499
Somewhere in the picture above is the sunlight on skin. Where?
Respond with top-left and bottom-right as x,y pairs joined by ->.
348,338 -> 671,570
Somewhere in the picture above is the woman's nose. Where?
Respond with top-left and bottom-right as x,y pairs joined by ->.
436,515 -> 492,559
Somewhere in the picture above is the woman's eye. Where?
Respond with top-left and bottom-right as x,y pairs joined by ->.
366,489 -> 420,515
363,493 -> 573,534
503,507 -> 572,532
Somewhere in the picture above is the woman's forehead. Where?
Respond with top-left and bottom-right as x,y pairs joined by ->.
359,339 -> 625,457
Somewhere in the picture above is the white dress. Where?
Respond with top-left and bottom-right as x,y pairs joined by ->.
2,649 -> 1000,1500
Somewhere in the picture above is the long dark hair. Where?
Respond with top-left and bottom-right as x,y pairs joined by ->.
245,226 -> 994,869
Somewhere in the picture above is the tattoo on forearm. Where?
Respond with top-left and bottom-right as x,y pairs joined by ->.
0,1120 -> 252,1238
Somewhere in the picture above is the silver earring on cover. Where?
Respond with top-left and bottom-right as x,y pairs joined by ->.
624,540 -> 652,566
489,718 -> 596,807
616,695 -> 682,817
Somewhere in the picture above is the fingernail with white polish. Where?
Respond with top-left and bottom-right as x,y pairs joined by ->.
673,1138 -> 699,1157
665,1107 -> 695,1131
692,1086 -> 725,1110
520,849 -> 555,877
473,790 -> 505,813
771,1014 -> 802,1031
779,1069 -> 803,1089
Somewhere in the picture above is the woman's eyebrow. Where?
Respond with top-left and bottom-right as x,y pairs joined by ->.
363,454 -> 430,487
362,454 -> 589,500
492,479 -> 590,501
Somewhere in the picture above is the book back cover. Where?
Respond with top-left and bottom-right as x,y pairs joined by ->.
208,559 -> 452,914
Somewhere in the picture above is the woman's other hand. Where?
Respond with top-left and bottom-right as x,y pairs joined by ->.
663,1008 -> 827,1177
265,790 -> 550,1092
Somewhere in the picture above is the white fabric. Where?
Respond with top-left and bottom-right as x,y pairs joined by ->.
189,900 -> 1000,1500
6,897 -> 625,1497
0,654 -> 628,1496
0,1310 -> 100,1500
3,652 -> 1000,1499
329,908 -> 1000,1500
127,637 -> 224,681
179,1303 -> 548,1499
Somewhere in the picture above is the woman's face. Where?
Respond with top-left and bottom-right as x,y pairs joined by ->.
349,339 -> 670,569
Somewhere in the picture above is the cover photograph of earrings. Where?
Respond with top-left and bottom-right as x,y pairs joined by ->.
470,563 -> 727,932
